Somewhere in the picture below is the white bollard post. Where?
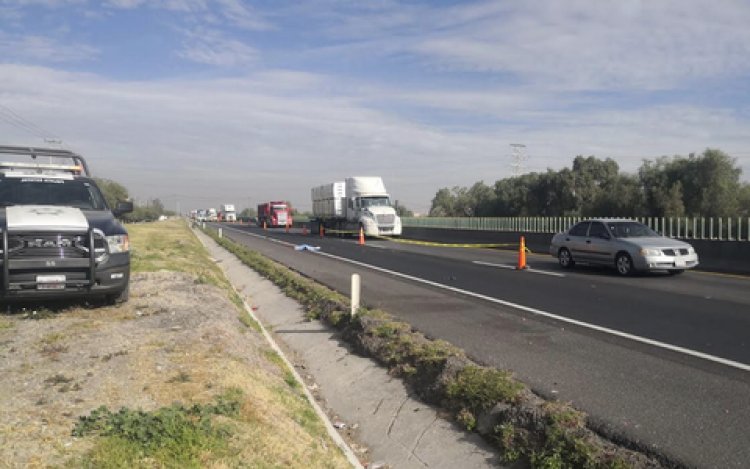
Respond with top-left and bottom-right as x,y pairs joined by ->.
350,274 -> 361,317
202,222 -> 206,229
218,228 -> 223,238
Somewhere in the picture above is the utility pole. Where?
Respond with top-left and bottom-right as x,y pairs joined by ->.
510,143 -> 527,177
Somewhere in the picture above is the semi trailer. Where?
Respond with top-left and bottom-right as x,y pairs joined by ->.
311,176 -> 402,237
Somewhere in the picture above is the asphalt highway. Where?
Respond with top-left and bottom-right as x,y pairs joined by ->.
210,223 -> 750,468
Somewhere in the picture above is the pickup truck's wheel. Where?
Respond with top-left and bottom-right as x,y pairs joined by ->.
615,253 -> 634,276
106,286 -> 129,305
558,248 -> 575,269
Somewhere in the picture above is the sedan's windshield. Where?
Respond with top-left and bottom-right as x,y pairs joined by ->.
360,196 -> 390,208
0,177 -> 108,210
607,222 -> 660,238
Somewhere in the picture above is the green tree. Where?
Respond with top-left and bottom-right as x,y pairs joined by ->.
393,200 -> 414,217
738,183 -> 750,217
239,207 -> 257,218
429,188 -> 457,216
589,174 -> 645,216
93,178 -> 129,209
571,156 -> 619,215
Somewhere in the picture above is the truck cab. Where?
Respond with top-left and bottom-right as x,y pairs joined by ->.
0,145 -> 133,304
220,204 -> 237,222
257,201 -> 293,228
345,177 -> 402,236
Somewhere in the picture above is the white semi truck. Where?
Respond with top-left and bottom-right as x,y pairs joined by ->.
311,176 -> 402,237
220,204 -> 237,222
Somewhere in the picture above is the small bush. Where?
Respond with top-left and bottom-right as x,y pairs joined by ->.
446,366 -> 523,415
72,388 -> 244,467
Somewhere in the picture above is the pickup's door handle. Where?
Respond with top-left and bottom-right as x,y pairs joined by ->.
586,240 -> 591,244
565,238 -> 570,241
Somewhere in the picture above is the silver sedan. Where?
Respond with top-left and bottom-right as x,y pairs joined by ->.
549,219 -> 699,276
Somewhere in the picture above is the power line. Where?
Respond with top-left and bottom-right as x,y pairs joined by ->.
0,103 -> 61,142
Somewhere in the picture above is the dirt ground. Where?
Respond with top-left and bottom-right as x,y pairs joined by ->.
0,270 -> 338,468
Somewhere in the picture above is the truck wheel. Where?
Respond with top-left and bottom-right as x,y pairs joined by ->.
106,286 -> 129,305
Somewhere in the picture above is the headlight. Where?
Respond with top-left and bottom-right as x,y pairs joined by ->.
106,235 -> 129,253
639,248 -> 661,256
688,247 -> 695,255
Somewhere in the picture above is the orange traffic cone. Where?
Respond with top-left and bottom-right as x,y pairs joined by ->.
263,220 -> 267,230
285,222 -> 290,233
516,236 -> 528,270
319,224 -> 325,238
358,226 -> 365,246
302,225 -> 308,235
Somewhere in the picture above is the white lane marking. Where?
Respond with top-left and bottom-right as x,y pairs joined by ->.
473,260 -> 566,278
219,224 -> 750,372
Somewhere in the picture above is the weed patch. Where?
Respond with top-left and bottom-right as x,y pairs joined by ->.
71,388 -> 243,468
446,366 -> 522,415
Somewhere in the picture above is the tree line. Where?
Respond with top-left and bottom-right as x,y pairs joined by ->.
429,149 -> 750,218
95,178 -> 175,222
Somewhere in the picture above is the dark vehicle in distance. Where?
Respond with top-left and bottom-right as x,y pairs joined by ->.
550,218 -> 699,276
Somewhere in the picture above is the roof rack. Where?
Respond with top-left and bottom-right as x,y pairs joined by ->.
0,145 -> 90,176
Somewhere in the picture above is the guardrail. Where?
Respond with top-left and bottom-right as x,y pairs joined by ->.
402,216 -> 750,241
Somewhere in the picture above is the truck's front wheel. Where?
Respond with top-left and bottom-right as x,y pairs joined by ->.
106,286 -> 129,305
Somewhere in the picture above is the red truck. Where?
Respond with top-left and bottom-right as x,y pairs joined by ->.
257,201 -> 293,228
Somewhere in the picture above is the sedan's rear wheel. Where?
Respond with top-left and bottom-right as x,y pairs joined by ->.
558,248 -> 574,269
615,253 -> 634,276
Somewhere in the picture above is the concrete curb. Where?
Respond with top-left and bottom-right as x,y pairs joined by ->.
192,227 -> 364,469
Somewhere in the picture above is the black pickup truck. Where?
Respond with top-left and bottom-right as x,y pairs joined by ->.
0,145 -> 133,304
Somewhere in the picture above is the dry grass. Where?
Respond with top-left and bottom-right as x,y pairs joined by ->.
0,219 -> 351,468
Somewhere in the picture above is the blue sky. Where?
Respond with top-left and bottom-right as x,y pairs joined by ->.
1,0 -> 749,214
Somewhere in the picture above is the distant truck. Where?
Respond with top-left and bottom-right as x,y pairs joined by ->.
206,208 -> 218,222
257,201 -> 293,228
220,204 -> 236,222
311,176 -> 402,237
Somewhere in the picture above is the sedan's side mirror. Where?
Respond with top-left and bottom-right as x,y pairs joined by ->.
113,200 -> 134,217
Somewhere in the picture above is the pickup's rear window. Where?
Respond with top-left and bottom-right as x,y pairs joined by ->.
0,177 -> 108,210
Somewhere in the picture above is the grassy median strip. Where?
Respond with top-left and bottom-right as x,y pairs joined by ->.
204,226 -> 667,469
66,219 -> 351,469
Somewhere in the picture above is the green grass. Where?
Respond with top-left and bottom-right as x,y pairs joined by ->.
446,365 -> 523,416
0,318 -> 13,331
70,388 -> 243,468
128,219 -> 226,288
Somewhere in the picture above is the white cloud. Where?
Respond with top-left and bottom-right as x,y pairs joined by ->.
177,28 -> 258,67
0,34 -> 98,62
104,0 -> 146,8
409,1 -> 750,90
215,0 -> 271,31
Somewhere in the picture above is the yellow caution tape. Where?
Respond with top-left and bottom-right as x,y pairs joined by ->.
310,227 -> 533,252
373,235 -> 533,252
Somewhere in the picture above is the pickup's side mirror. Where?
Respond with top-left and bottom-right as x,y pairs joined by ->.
113,200 -> 134,217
